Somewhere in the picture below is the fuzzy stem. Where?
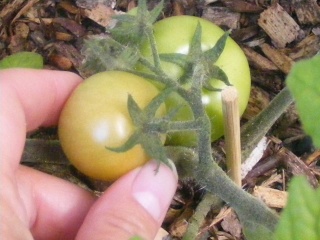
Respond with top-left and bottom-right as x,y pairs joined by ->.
182,193 -> 223,240
175,70 -> 279,236
241,87 -> 293,161
148,119 -> 202,133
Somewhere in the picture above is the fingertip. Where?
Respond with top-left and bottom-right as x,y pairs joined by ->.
132,159 -> 178,222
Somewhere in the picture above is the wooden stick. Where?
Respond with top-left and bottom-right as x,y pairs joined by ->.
221,86 -> 242,187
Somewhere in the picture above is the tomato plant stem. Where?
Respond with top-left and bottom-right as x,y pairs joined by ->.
175,68 -> 280,235
241,87 -> 293,161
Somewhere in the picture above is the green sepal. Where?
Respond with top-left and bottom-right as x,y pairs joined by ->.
159,53 -> 187,68
204,31 -> 230,64
127,88 -> 173,126
188,23 -> 203,59
127,94 -> 144,126
202,81 -> 222,92
207,65 -> 231,87
108,87 -> 173,166
105,132 -> 140,153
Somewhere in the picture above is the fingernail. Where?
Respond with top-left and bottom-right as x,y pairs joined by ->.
132,159 -> 178,222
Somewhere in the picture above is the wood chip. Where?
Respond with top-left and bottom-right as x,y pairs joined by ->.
0,0 -> 25,24
279,147 -> 319,188
242,46 -> 278,71
55,32 -> 74,42
280,34 -> 320,61
241,137 -> 269,178
221,0 -> 264,13
53,42 -> 83,69
260,43 -> 294,74
242,86 -> 270,120
49,54 -> 73,70
231,25 -> 259,42
11,0 -> 40,26
14,22 -> 30,38
252,186 -> 288,208
169,219 -> 189,238
202,7 -> 241,29
258,3 -> 302,48
172,0 -> 185,16
53,18 -> 85,37
83,4 -> 115,28
293,0 -> 320,25
250,69 -> 283,93
58,1 -> 80,15
220,209 -> 242,238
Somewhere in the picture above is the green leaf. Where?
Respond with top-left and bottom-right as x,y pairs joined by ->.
286,55 -> 320,147
0,52 -> 43,69
129,236 -> 144,240
274,176 -> 320,240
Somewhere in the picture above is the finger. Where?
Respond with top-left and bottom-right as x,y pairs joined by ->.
0,69 -> 82,172
17,166 -> 95,240
0,69 -> 82,130
76,160 -> 178,240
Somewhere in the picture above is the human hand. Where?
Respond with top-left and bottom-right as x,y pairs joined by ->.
0,69 -> 178,240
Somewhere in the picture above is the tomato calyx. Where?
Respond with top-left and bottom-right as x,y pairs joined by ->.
82,37 -> 140,76
158,23 -> 232,91
110,0 -> 163,45
81,0 -> 164,76
105,87 -> 173,166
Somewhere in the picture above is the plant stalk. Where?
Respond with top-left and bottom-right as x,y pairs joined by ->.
241,87 -> 293,161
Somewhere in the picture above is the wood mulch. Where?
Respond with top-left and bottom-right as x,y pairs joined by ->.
1,0 -> 320,239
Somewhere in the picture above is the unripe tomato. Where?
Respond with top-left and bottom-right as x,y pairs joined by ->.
58,71 -> 165,181
139,16 -> 251,146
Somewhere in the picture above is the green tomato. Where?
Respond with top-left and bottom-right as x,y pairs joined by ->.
58,71 -> 165,181
139,16 -> 251,146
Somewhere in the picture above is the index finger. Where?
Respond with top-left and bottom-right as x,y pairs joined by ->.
0,69 -> 82,172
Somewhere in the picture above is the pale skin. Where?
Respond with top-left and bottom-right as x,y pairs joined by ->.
0,69 -> 178,240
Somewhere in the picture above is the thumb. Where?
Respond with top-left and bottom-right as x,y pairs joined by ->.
76,160 -> 178,240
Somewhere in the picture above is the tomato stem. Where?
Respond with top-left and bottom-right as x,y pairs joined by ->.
241,87 -> 293,161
